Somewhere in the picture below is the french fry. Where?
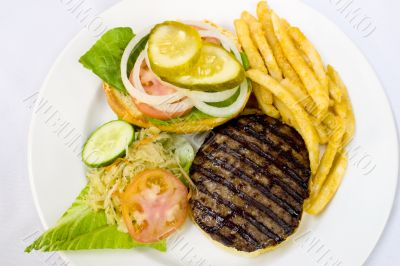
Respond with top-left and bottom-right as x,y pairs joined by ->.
322,110 -> 336,123
278,78 -> 326,143
262,103 -> 281,119
280,78 -> 308,103
333,96 -> 347,119
234,18 -> 273,104
256,1 -> 303,87
274,98 -> 296,127
271,12 -> 329,116
252,82 -> 280,118
247,69 -> 320,174
279,79 -> 327,143
305,152 -> 348,215
280,18 -> 291,30
327,65 -> 355,145
298,44 -> 313,69
234,19 -> 268,73
328,76 -> 343,103
280,78 -> 320,119
241,11 -> 283,80
322,112 -> 349,149
305,116 -> 345,208
309,115 -> 329,144
343,117 -> 355,147
320,112 -> 336,133
289,27 -> 329,94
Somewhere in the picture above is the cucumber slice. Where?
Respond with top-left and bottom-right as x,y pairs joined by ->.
166,43 -> 245,91
82,120 -> 134,168
148,21 -> 202,77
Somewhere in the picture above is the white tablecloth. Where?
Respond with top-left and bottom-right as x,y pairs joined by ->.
1,0 -> 399,265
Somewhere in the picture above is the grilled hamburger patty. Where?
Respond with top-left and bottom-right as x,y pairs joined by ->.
189,115 -> 311,252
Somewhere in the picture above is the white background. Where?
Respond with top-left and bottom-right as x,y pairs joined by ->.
0,0 -> 398,265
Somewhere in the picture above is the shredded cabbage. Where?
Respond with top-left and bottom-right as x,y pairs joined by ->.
85,127 -> 193,232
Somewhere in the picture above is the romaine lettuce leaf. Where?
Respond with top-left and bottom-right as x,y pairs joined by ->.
25,186 -> 166,252
79,28 -> 143,94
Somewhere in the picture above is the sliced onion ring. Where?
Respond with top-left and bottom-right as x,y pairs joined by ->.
191,79 -> 249,118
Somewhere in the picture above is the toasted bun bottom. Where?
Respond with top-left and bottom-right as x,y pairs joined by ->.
103,83 -> 250,133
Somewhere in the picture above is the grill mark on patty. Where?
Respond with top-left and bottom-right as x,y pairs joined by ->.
203,140 -> 307,201
220,128 -> 308,189
210,136 -> 307,196
189,115 -> 311,252
192,173 -> 290,238
192,218 -> 235,246
191,164 -> 294,234
237,122 -> 311,178
246,115 -> 305,152
191,200 -> 263,250
244,122 -> 309,168
193,154 -> 299,226
269,184 -> 302,211
192,179 -> 283,242
195,148 -> 301,218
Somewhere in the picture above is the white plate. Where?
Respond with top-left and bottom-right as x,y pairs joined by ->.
28,0 -> 399,265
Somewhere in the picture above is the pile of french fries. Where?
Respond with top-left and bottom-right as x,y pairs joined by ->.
234,1 -> 355,215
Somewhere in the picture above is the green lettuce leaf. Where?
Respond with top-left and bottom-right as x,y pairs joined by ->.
79,28 -> 136,94
25,186 -> 166,252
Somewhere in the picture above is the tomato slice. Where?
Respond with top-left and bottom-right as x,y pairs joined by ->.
138,62 -> 176,96
129,63 -> 192,120
132,100 -> 190,120
120,168 -> 189,243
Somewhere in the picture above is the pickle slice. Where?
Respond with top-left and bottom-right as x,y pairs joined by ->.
166,43 -> 245,91
148,21 -> 202,76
